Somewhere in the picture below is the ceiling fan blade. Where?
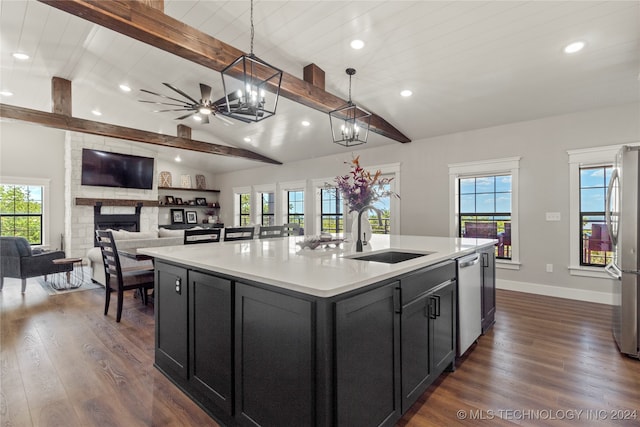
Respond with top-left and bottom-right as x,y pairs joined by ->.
213,90 -> 240,107
139,100 -> 189,107
139,88 -> 187,104
175,112 -> 195,120
153,108 -> 193,113
200,83 -> 212,101
202,115 -> 210,124
163,83 -> 200,104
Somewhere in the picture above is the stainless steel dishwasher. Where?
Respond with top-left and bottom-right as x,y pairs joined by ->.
456,252 -> 482,356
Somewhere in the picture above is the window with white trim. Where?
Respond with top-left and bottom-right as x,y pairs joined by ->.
579,165 -> 613,267
233,186 -> 252,226
459,174 -> 512,260
449,157 -> 521,269
568,145 -> 625,278
287,190 -> 304,227
0,177 -> 50,246
260,192 -> 275,226
320,187 -> 343,234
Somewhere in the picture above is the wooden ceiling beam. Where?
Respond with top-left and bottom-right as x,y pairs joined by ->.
0,103 -> 282,165
38,0 -> 411,144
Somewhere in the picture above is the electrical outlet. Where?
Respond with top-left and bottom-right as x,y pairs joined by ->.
546,263 -> 553,273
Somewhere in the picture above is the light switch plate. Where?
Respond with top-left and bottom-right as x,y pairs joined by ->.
546,212 -> 561,221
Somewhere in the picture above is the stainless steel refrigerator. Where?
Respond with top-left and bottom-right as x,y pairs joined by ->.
605,145 -> 640,359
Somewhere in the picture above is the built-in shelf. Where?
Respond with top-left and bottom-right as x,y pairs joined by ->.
75,198 -> 159,207
162,204 -> 220,208
158,186 -> 220,193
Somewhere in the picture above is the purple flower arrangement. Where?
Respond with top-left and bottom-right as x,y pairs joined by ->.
334,155 -> 398,212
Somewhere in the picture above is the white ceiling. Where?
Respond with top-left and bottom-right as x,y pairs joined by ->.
1,1 -> 639,173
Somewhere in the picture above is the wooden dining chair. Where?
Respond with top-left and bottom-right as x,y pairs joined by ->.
258,225 -> 285,239
223,227 -> 255,241
184,228 -> 221,244
95,230 -> 154,322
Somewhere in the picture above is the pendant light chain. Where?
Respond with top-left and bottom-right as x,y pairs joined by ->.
250,0 -> 254,56
348,73 -> 352,103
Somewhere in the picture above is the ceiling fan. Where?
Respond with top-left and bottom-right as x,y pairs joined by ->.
139,83 -> 233,125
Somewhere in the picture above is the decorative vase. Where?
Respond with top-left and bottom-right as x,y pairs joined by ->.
351,211 -> 373,244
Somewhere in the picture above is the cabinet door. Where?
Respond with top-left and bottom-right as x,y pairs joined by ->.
336,282 -> 401,427
400,293 -> 432,412
480,248 -> 496,333
189,271 -> 233,415
431,281 -> 456,375
235,283 -> 314,427
155,261 -> 188,379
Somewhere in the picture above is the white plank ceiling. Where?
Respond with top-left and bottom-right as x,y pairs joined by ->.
1,0 -> 638,172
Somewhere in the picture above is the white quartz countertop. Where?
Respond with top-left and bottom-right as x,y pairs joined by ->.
139,234 -> 496,297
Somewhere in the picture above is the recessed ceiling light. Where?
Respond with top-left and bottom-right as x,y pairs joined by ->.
244,137 -> 252,142
350,39 -> 365,50
400,90 -> 413,97
564,41 -> 585,54
12,52 -> 29,60
301,120 -> 310,127
119,84 -> 131,92
175,155 -> 181,162
91,109 -> 102,116
0,91 -> 13,97
193,115 -> 202,121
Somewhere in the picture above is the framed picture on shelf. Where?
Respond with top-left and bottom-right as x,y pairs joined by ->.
171,209 -> 185,224
175,197 -> 183,205
165,195 -> 175,205
186,211 -> 197,224
195,197 -> 207,206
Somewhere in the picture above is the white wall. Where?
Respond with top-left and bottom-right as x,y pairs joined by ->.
0,122 -> 219,255
211,103 -> 640,303
0,122 -> 66,249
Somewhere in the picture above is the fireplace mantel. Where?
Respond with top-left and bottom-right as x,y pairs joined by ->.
75,198 -> 159,207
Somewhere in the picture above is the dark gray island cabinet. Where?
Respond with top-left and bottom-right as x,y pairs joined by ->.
154,258 -> 463,427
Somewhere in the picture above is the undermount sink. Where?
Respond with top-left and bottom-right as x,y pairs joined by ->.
345,250 -> 434,264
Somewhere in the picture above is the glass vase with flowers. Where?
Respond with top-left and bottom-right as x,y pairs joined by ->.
333,156 -> 398,244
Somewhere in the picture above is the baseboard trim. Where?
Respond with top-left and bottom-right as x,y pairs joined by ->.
496,279 -> 614,305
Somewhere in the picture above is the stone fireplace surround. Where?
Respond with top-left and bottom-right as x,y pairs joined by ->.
65,132 -> 159,259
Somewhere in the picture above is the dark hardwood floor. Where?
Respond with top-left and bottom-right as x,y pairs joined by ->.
1,278 -> 638,426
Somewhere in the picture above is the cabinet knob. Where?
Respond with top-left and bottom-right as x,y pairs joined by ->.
175,277 -> 182,294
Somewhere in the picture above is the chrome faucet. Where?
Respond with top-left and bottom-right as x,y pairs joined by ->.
356,205 -> 383,252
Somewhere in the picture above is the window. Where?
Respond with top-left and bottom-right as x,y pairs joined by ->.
369,179 -> 392,234
458,175 -> 512,260
261,192 -> 275,226
320,188 -> 343,234
579,165 -> 613,267
287,190 -> 304,227
239,193 -> 251,226
449,157 -> 520,270
568,145 -> 625,278
0,183 -> 44,245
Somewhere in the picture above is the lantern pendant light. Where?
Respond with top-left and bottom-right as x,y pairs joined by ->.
220,0 -> 283,123
329,68 -> 371,147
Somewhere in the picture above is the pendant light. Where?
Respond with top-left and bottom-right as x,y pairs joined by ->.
220,0 -> 283,123
329,68 -> 371,147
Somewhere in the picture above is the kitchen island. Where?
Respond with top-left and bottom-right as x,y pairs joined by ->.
140,234 -> 495,427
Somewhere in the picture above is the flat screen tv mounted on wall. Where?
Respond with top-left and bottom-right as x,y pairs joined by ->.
81,149 -> 154,190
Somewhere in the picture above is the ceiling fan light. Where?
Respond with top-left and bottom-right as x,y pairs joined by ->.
198,106 -> 212,115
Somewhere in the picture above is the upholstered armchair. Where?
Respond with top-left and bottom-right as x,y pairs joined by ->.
0,237 -> 72,293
